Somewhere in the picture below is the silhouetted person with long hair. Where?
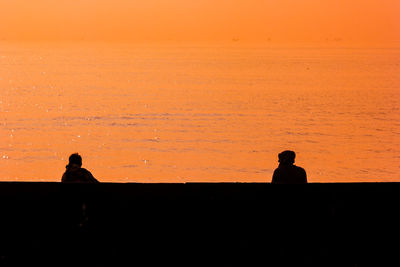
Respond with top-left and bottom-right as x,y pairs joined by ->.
271,150 -> 307,184
61,153 -> 99,183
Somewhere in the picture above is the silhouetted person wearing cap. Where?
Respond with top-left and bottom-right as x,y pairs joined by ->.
272,150 -> 307,184
61,153 -> 99,183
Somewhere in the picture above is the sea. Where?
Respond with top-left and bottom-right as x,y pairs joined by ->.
0,42 -> 399,182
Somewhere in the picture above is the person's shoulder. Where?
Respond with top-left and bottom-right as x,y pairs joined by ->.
271,167 -> 283,183
293,165 -> 307,181
61,172 -> 68,182
80,167 -> 91,174
80,168 -> 95,178
293,165 -> 306,172
272,167 -> 282,177
81,168 -> 99,183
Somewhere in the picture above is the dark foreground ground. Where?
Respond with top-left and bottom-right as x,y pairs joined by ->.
0,182 -> 399,266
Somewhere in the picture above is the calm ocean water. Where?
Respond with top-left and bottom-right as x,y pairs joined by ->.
0,43 -> 399,182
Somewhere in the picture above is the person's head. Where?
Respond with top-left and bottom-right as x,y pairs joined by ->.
278,150 -> 296,165
68,153 -> 82,167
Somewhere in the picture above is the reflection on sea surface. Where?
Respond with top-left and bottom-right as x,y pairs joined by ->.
0,43 -> 399,182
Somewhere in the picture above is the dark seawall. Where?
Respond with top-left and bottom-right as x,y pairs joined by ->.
0,182 -> 399,266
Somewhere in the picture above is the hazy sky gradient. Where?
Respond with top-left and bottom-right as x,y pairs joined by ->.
1,0 -> 399,44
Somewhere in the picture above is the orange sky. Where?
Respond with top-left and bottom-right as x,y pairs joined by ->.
1,0 -> 399,44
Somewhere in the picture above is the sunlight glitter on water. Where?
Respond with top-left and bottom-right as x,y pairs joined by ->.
0,43 -> 399,182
